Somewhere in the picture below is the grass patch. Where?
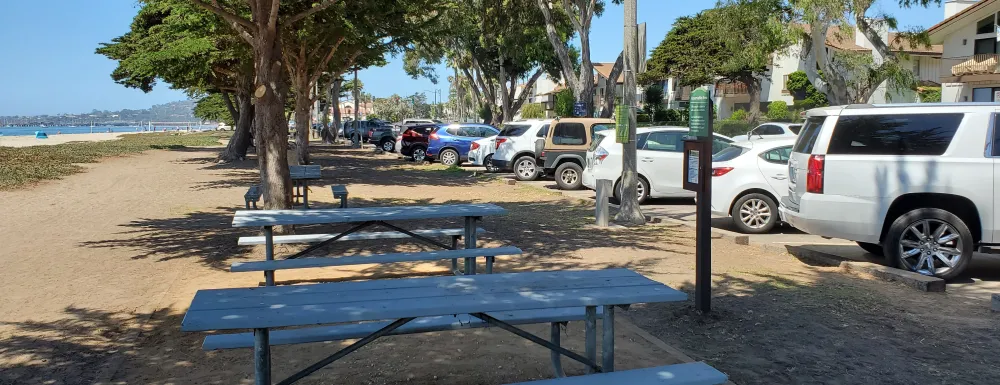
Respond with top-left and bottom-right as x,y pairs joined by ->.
0,131 -> 230,190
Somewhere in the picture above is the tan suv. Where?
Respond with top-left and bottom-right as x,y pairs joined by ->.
537,118 -> 615,190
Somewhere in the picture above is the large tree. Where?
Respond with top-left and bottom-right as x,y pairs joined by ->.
640,12 -> 726,88
97,0 -> 256,162
713,0 -> 796,122
794,0 -> 937,105
186,0 -> 344,209
404,0 -> 571,125
535,0 -> 621,117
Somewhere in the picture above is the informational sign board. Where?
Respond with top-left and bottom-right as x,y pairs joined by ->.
615,104 -> 629,144
683,140 -> 706,192
573,102 -> 587,117
687,150 -> 699,184
688,87 -> 711,138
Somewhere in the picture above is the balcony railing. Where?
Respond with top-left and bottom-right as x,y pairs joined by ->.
715,82 -> 748,96
951,54 -> 1000,76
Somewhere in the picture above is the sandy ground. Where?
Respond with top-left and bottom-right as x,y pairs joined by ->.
1,144 -> 998,385
0,132 -> 129,147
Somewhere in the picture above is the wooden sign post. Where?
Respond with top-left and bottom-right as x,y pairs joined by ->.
684,86 -> 714,313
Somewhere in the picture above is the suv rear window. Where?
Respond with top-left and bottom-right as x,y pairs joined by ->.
827,113 -> 963,156
712,145 -> 748,162
589,133 -> 607,152
792,116 -> 827,153
552,123 -> 587,145
788,125 -> 802,134
499,124 -> 532,137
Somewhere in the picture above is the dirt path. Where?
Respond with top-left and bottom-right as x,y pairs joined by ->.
2,145 -> 998,385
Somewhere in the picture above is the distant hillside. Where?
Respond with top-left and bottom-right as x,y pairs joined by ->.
1,100 -> 198,126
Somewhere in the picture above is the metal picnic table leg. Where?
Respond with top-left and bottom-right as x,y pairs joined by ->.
585,306 -> 597,374
451,235 -> 460,274
463,216 -> 477,275
264,226 -> 275,286
302,181 -> 309,209
550,322 -> 565,378
602,305 -> 615,372
254,328 -> 271,385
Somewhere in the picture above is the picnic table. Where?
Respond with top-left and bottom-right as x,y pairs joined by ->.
288,165 -> 321,208
182,268 -> 689,385
232,203 -> 508,284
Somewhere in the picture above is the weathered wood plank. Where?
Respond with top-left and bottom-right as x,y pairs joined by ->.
504,362 -> 728,385
182,273 -> 687,331
193,269 -> 640,300
232,203 -> 507,227
189,275 -> 654,312
229,246 -> 522,272
288,165 -> 321,180
202,307 -> 605,350
236,227 -> 485,246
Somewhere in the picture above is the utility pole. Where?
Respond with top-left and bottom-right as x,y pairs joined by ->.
615,0 -> 645,225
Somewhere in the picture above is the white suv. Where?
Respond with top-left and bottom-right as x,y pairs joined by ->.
492,120 -> 551,181
779,103 -> 997,279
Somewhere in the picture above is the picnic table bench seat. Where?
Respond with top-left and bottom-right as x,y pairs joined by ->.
237,227 -> 486,246
331,185 -> 349,208
230,246 -> 521,273
203,307 -> 603,350
505,362 -> 728,385
244,185 -> 262,209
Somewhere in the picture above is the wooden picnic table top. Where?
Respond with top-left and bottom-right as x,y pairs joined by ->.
289,164 -> 322,180
231,203 -> 507,227
181,269 -> 687,331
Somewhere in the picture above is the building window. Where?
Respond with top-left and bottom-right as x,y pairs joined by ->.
781,75 -> 790,95
978,15 -> 995,35
974,38 -> 998,55
973,87 -> 1000,102
913,58 -> 921,76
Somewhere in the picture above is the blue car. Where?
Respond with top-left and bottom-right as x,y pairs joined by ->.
427,124 -> 500,166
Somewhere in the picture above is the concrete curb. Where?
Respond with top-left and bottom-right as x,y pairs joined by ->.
840,261 -> 946,292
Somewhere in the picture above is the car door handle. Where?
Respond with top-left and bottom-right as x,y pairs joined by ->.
641,158 -> 654,162
771,174 -> 788,180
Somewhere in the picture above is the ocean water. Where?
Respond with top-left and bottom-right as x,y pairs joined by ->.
0,126 -> 214,137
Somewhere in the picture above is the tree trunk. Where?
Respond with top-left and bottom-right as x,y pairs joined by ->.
221,90 -> 239,123
330,78 -> 342,142
253,7 -> 292,211
744,76 -> 762,123
219,86 -> 255,162
599,52 -> 624,118
615,0 -> 645,225
293,71 -> 312,165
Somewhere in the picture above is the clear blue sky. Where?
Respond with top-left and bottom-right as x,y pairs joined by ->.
0,0 -> 945,116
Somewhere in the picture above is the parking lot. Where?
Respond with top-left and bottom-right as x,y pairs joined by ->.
506,173 -> 1000,300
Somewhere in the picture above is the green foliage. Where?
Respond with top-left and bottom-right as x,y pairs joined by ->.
521,103 -> 545,119
786,71 -> 829,109
193,94 -> 234,125
644,86 -> 665,113
642,13 -> 725,86
554,89 -> 575,117
0,132 -> 228,190
714,121 -> 754,138
479,106 -> 493,123
372,94 -> 416,123
637,113 -> 651,123
652,109 -> 670,122
766,101 -> 790,122
918,87 -> 941,103
729,109 -> 748,122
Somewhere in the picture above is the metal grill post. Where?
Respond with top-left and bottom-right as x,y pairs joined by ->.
263,226 -> 275,286
602,305 -> 615,372
585,306 -> 597,374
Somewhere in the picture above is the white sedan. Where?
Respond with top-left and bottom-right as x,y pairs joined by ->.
583,127 -> 732,203
710,137 -> 797,233
732,122 -> 800,142
467,135 -> 498,172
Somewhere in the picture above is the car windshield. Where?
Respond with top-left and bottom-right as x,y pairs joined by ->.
712,145 -> 748,162
498,124 -> 532,137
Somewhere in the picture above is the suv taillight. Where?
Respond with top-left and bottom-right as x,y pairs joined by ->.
429,133 -> 439,140
806,155 -> 825,194
471,142 -> 480,150
495,138 -> 507,149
